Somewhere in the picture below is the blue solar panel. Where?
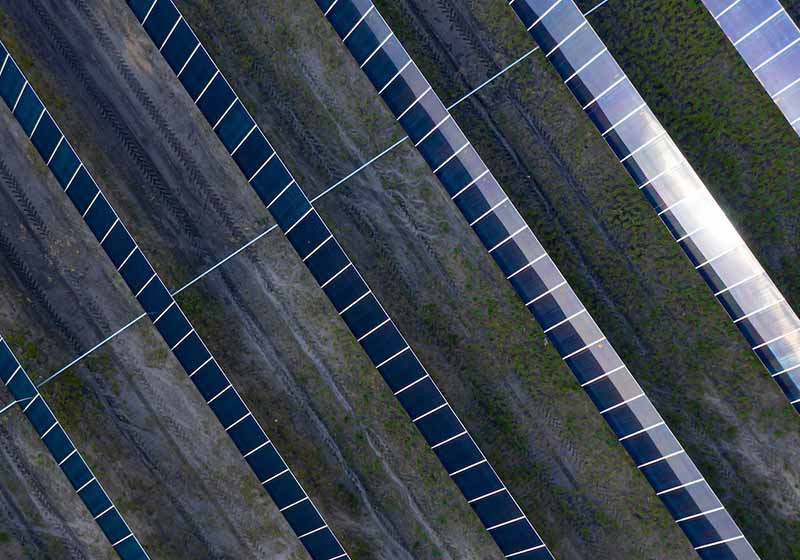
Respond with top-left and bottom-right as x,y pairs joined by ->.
160,19 -> 198,74
0,57 -> 25,108
196,74 -> 235,125
0,36 -> 348,560
48,140 -> 81,185
0,336 -> 149,559
178,47 -> 216,101
315,0 -> 761,556
13,84 -> 44,135
142,0 -> 179,48
30,112 -> 61,160
215,101 -> 253,152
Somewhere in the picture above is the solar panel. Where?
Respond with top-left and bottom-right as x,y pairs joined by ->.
312,0 -> 761,557
0,39 -> 349,560
0,334 -> 149,560
125,1 -> 554,558
502,0 -> 800,417
703,0 -> 800,135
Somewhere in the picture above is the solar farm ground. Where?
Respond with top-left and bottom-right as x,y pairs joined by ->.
0,0 -> 797,558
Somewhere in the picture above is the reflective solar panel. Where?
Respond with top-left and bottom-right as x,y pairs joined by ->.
0,39 -> 348,560
313,0 -> 761,557
502,0 -> 800,418
125,1 -> 553,557
0,335 -> 149,560
703,0 -> 800,135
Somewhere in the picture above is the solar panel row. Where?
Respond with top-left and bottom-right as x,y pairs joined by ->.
0,335 -> 149,560
703,0 -> 800,135
313,0 -> 760,557
125,0 -> 554,557
0,38 -> 349,560
506,0 -> 800,416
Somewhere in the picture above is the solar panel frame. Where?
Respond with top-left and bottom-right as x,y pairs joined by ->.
124,1 -> 554,558
312,0 -> 760,557
0,38 -> 349,560
0,334 -> 150,560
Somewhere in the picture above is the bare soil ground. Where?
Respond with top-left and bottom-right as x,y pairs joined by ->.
0,0 -> 796,559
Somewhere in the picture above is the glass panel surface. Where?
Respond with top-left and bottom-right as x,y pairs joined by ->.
550,23 -> 603,79
736,12 -> 798,68
533,0 -> 584,54
363,36 -> 410,91
585,79 -> 642,132
640,161 -> 701,210
344,9 -> 390,65
698,245 -> 762,293
567,50 -> 625,107
717,0 -> 783,43
624,134 -> 684,185
755,41 -> 800,95
775,79 -> 800,121
717,271 -> 783,319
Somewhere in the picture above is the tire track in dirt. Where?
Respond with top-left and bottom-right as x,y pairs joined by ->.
190,3 -> 604,555
27,0 -> 206,259
5,8 -> 287,552
0,158 -> 112,335
186,2 -> 462,309
68,0 -> 249,248
331,187 -> 579,531
185,4 -> 514,554
0,228 -> 83,355
76,369 -> 238,560
171,2 -> 347,185
0,477 -> 46,558
103,1 -> 489,554
0,240 -> 233,557
207,6 -> 347,182
0,424 -> 89,560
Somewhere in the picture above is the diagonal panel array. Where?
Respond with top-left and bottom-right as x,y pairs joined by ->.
0,333 -> 149,559
125,0 -> 554,558
313,0 -> 760,558
503,0 -> 800,415
703,0 -> 800,135
0,38 -> 349,560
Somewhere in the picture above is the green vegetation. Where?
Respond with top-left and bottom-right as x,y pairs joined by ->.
4,331 -> 40,368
